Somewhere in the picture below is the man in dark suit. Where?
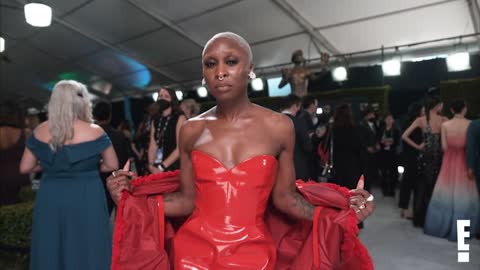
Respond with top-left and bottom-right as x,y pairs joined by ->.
281,94 -> 314,181
359,106 -> 380,191
296,95 -> 319,180
93,101 -> 130,215
466,119 -> 480,195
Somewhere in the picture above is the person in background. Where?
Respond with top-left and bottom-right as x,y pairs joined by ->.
117,120 -> 134,143
0,101 -> 30,205
402,95 -> 446,227
331,103 -> 366,189
398,103 -> 424,219
148,88 -> 187,173
93,100 -> 130,215
359,106 -> 380,191
134,102 -> 160,176
466,117 -> 480,196
313,120 -> 331,182
298,95 -> 319,180
424,99 -> 479,240
180,98 -> 201,119
281,94 -> 313,181
25,113 -> 40,138
379,113 -> 400,196
20,80 -> 118,270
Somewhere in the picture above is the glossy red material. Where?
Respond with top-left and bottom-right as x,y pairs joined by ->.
111,153 -> 374,270
174,150 -> 278,269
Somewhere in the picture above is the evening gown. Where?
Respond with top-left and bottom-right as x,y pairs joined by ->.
173,149 -> 278,269
27,133 -> 112,270
414,125 -> 442,227
424,129 -> 480,241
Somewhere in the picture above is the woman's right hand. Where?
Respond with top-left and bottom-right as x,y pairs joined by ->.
417,142 -> 425,150
106,169 -> 134,204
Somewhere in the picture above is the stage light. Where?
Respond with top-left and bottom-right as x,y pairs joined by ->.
332,66 -> 347,81
175,90 -> 183,101
251,78 -> 264,91
24,3 -> 52,27
316,108 -> 323,114
446,52 -> 470,72
397,166 -> 405,174
197,86 -> 208,98
382,60 -> 401,76
0,37 -> 4,53
152,92 -> 158,101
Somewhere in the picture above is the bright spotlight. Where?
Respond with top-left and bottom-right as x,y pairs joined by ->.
397,166 -> 405,174
332,67 -> 347,81
152,92 -> 158,101
24,3 -> 52,27
175,90 -> 183,101
316,108 -> 323,114
197,86 -> 208,98
251,78 -> 264,91
446,52 -> 470,72
382,60 -> 401,76
0,37 -> 4,53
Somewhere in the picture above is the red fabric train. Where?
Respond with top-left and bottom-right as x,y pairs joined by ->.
111,171 -> 374,270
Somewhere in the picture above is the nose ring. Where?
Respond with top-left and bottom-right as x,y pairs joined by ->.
218,75 -> 224,81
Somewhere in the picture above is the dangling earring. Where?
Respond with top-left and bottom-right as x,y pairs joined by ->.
248,71 -> 256,80
201,78 -> 206,86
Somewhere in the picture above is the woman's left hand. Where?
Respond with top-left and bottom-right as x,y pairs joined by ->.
349,177 -> 375,222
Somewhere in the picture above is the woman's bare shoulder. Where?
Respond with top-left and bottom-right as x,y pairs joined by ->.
417,116 -> 427,122
73,121 -> 104,141
33,122 -> 50,140
179,116 -> 208,147
254,105 -> 293,133
88,123 -> 105,136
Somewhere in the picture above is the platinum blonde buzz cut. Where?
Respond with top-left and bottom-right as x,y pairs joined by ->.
202,32 -> 253,64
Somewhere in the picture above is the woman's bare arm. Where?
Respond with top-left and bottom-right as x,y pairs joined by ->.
19,147 -> 41,174
162,120 -> 199,217
100,145 -> 119,172
402,117 -> 424,150
271,115 -> 374,222
271,116 -> 315,220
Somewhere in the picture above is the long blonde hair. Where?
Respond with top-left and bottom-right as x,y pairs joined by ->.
47,80 -> 92,150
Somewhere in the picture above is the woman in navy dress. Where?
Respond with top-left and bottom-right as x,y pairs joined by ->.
20,80 -> 119,270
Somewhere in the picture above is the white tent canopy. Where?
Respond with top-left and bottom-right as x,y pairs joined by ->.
0,0 -> 478,106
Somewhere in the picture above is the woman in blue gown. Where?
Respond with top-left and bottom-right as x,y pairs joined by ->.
20,80 -> 119,270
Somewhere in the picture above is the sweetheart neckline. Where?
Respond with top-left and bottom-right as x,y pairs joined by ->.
191,149 -> 277,171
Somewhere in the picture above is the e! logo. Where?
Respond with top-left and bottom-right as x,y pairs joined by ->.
457,220 -> 470,263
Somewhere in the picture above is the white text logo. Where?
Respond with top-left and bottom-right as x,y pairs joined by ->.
457,220 -> 470,263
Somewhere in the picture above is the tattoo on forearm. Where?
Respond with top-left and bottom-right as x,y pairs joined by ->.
163,192 -> 182,202
290,192 -> 315,220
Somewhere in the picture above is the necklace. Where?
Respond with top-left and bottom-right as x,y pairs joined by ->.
155,115 -> 172,148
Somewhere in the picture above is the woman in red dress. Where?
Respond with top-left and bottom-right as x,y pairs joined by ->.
107,32 -> 374,269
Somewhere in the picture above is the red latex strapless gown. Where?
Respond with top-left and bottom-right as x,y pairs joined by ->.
173,150 -> 278,269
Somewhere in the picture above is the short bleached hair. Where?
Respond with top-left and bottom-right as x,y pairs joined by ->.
202,32 -> 253,64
